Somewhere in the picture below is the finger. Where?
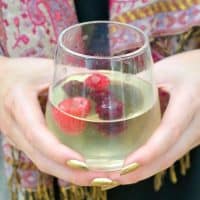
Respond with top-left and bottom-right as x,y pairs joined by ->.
153,53 -> 189,87
114,111 -> 199,185
5,86 -> 85,166
123,87 -> 196,169
6,121 -> 109,186
0,108 -> 19,148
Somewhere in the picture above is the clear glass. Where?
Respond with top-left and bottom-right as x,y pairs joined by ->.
46,21 -> 161,171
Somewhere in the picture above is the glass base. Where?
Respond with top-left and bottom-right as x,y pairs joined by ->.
86,159 -> 123,171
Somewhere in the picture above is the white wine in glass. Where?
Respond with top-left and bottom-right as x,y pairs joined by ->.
46,21 -> 161,171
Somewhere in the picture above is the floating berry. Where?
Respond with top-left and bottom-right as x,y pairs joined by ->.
96,98 -> 123,120
85,73 -> 110,91
62,80 -> 86,97
89,89 -> 111,104
53,97 -> 91,135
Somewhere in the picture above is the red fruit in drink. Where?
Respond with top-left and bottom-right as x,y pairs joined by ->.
62,80 -> 85,97
89,89 -> 111,104
96,97 -> 124,120
53,97 -> 91,135
85,73 -> 110,91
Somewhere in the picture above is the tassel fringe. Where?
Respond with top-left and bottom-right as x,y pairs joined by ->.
7,146 -> 191,199
153,171 -> 166,191
60,186 -> 107,200
153,153 -> 191,191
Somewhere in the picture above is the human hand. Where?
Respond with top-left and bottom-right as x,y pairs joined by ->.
0,57 -> 111,186
108,50 -> 200,185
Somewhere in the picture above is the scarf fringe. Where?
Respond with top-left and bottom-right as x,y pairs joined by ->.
60,185 -> 107,200
23,186 -> 55,200
8,148 -> 20,200
7,146 -> 190,199
9,180 -> 55,200
153,152 -> 191,191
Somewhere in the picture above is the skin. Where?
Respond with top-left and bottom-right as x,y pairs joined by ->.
111,49 -> 200,184
0,57 -> 109,186
0,49 -> 200,186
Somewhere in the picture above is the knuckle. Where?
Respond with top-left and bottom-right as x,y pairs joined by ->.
0,118 -> 12,138
142,150 -> 156,164
170,125 -> 181,141
166,160 -> 175,169
0,124 -> 9,137
139,144 -> 158,164
25,131 -> 35,145
35,160 -> 48,173
162,159 -> 174,170
188,88 -> 200,107
4,86 -> 20,113
4,92 -> 13,113
5,137 -> 16,147
52,154 -> 62,164
70,174 -> 88,186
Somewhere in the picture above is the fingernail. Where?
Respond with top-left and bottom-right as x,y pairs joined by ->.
66,160 -> 88,170
120,163 -> 140,176
101,183 -> 120,191
91,178 -> 118,187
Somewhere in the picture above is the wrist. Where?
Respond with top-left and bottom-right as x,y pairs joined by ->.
0,56 -> 9,74
0,56 -> 12,100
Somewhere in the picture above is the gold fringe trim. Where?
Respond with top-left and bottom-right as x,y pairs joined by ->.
169,165 -> 178,184
180,158 -> 186,176
8,148 -> 20,200
154,171 -> 166,191
176,27 -> 200,53
185,153 -> 191,169
154,153 -> 191,191
23,186 -> 55,200
60,185 -> 107,200
112,0 -> 199,23
176,29 -> 194,53
15,185 -> 107,200
7,147 -> 191,198
8,148 -> 55,200
5,156 -> 37,170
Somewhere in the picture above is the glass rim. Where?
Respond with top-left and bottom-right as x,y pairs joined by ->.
58,20 -> 149,60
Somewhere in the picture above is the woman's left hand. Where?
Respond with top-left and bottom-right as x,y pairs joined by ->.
108,50 -> 200,185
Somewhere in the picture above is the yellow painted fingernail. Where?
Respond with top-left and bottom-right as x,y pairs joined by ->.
91,178 -> 117,187
66,160 -> 88,170
101,183 -> 120,191
120,163 -> 140,176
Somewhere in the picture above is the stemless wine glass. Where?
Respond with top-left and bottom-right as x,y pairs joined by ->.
46,21 -> 161,171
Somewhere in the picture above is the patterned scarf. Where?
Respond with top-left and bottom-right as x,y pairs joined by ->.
0,0 -> 200,199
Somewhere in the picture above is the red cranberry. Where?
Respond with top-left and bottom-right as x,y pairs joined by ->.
96,98 -> 124,120
62,80 -> 87,97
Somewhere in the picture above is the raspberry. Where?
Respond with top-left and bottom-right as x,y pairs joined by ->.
96,98 -> 123,120
89,89 -> 111,104
98,121 -> 127,136
85,73 -> 110,91
52,97 -> 91,135
62,80 -> 85,97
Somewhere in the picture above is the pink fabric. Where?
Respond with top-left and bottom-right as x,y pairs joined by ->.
0,0 -> 200,190
0,0 -> 77,57
110,0 -> 200,37
110,0 -> 156,17
0,0 -> 78,189
110,0 -> 200,63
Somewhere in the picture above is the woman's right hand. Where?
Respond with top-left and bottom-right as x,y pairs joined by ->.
0,57 -> 111,187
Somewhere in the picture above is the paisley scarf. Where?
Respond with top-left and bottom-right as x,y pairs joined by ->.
0,0 -> 200,199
